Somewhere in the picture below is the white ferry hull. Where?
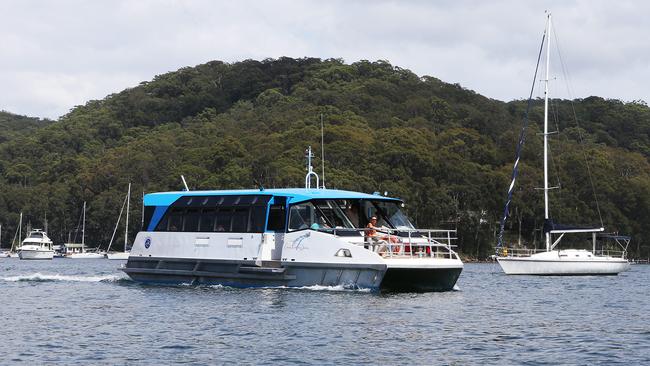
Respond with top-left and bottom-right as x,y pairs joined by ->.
18,249 -> 54,260
123,231 -> 464,291
124,256 -> 385,289
497,251 -> 630,275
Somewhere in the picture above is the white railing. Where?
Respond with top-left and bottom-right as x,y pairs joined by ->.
319,227 -> 459,260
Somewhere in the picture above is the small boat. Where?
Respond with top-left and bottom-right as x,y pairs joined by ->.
106,183 -> 132,260
495,13 -> 630,275
66,202 -> 105,259
122,148 -> 463,291
18,229 -> 55,260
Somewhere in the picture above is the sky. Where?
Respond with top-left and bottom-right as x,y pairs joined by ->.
0,0 -> 648,119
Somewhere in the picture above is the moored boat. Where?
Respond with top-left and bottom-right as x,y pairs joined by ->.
494,13 -> 630,275
65,202 -> 105,259
18,229 -> 54,260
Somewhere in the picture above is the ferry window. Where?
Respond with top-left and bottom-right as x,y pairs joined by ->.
200,209 -> 216,232
372,200 -> 414,230
249,207 -> 266,233
288,202 -> 328,231
155,215 -> 169,231
267,204 -> 286,231
231,208 -> 249,232
143,206 -> 155,230
183,209 -> 200,232
289,203 -> 311,231
314,200 -> 354,229
168,208 -> 184,231
215,209 -> 231,232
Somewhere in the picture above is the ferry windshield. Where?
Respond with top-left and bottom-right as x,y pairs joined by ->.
372,200 -> 415,230
288,199 -> 415,232
288,200 -> 355,231
29,232 -> 43,239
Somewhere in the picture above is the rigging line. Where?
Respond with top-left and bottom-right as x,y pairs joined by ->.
553,26 -> 604,227
549,97 -> 563,190
546,101 -> 564,223
496,27 -> 547,251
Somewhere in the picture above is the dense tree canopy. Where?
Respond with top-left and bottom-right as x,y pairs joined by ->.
0,58 -> 648,259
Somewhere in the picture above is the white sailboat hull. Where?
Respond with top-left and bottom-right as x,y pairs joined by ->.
18,249 -> 54,260
107,252 -> 130,260
497,250 -> 630,275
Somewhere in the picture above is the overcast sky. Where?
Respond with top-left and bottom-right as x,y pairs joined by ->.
0,0 -> 647,119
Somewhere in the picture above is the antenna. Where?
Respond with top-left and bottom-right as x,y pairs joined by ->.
181,175 -> 189,191
320,113 -> 326,189
304,146 -> 320,190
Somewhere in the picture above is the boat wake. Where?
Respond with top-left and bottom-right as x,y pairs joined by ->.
0,272 -> 124,283
203,284 -> 372,293
293,284 -> 372,293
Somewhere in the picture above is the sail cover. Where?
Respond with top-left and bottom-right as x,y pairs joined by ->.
543,219 -> 604,234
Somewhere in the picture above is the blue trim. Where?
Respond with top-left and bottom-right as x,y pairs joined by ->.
143,188 -> 399,207
147,206 -> 168,231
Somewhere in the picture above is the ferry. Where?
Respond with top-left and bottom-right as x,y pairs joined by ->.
123,150 -> 463,291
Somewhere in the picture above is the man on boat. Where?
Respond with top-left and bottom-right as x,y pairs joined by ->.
366,216 -> 399,254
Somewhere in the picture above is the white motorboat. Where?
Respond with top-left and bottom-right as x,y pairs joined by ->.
18,229 -> 54,260
122,148 -> 463,291
495,13 -> 630,275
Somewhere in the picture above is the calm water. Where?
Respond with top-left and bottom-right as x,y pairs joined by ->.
1,259 -> 648,365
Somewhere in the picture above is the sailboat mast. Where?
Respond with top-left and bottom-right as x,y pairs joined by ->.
18,212 -> 22,246
124,183 -> 131,253
543,13 -> 552,251
82,201 -> 86,251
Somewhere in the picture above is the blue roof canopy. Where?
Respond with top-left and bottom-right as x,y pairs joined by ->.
144,188 -> 401,207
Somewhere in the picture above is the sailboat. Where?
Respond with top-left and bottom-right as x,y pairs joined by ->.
495,13 -> 630,275
67,202 -> 105,259
107,183 -> 131,260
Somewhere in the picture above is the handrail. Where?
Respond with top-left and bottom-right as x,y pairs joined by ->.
315,227 -> 459,260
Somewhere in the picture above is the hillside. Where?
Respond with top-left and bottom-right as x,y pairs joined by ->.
0,58 -> 648,258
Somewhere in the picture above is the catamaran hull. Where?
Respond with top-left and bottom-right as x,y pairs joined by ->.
18,250 -> 54,260
381,267 -> 462,291
497,257 -> 630,275
381,258 -> 463,291
122,257 -> 386,290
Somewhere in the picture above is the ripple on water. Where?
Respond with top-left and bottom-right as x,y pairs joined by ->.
1,261 -> 648,365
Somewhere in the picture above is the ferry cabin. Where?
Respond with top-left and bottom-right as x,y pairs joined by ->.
123,188 -> 462,291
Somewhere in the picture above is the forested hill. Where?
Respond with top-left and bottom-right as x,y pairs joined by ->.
1,58 -> 648,258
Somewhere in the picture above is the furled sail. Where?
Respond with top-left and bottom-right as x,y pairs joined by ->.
496,31 -> 547,252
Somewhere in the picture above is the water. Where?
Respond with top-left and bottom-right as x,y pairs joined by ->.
1,259 -> 648,365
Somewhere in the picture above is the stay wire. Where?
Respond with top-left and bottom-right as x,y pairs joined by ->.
553,26 -> 604,227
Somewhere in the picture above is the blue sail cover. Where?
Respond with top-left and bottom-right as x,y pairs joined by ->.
542,219 -> 602,234
496,31 -> 547,253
